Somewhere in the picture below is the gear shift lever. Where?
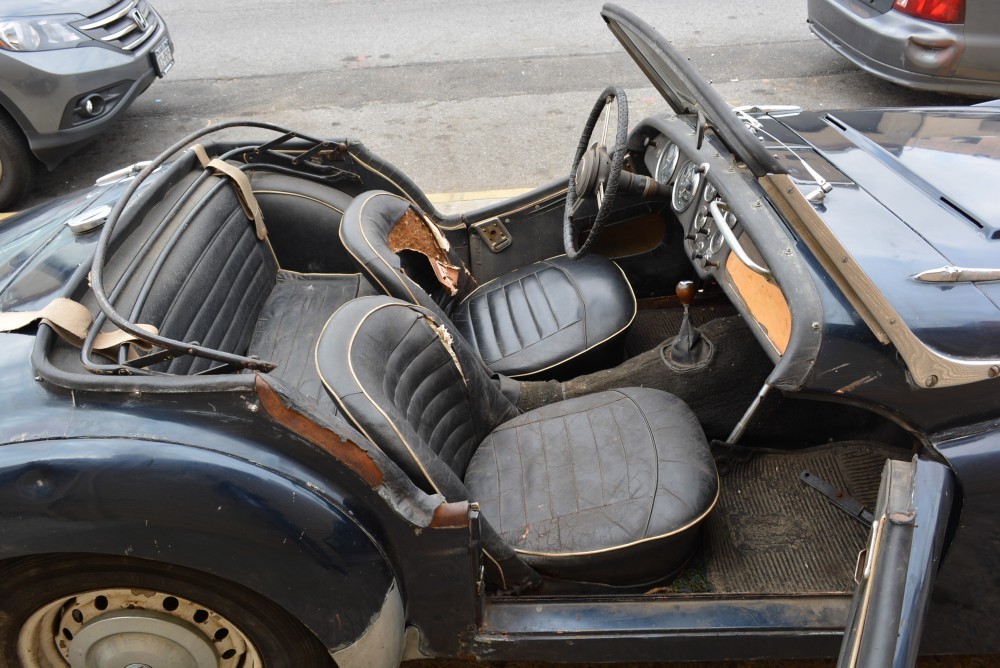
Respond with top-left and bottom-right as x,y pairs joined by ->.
665,280 -> 712,369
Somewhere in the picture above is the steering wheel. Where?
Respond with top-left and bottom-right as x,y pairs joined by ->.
564,85 -> 629,260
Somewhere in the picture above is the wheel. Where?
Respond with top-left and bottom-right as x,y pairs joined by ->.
0,555 -> 334,667
0,111 -> 33,211
563,85 -> 628,259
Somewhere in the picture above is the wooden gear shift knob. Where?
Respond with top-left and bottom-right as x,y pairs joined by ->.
676,280 -> 696,306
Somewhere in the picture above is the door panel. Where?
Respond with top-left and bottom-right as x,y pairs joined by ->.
837,457 -> 954,668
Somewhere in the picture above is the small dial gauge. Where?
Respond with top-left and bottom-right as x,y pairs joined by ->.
693,207 -> 710,234
672,161 -> 702,213
655,142 -> 680,185
708,229 -> 726,255
702,181 -> 717,203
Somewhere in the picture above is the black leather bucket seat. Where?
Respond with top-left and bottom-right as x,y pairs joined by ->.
316,296 -> 719,590
338,191 -> 636,379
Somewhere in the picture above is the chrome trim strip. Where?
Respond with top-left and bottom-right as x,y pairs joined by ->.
913,266 -> 1000,283
79,0 -> 138,30
102,22 -> 137,42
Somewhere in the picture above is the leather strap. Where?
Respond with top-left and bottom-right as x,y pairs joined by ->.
0,298 -> 157,358
192,144 -> 267,240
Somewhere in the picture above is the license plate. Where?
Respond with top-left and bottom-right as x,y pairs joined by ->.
152,38 -> 174,77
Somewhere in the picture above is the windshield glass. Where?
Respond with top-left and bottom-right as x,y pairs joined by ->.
602,3 -> 784,177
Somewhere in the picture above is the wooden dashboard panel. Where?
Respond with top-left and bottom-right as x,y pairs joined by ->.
726,252 -> 791,355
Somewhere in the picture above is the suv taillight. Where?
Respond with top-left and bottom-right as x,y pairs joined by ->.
892,0 -> 965,23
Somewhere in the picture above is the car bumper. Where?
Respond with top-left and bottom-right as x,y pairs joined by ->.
0,17 -> 171,169
807,0 -> 1000,97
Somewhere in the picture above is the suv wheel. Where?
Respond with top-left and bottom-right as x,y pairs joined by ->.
0,113 -> 33,211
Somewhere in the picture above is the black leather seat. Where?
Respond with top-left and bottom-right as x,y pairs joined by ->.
338,190 -> 636,379
316,296 -> 718,590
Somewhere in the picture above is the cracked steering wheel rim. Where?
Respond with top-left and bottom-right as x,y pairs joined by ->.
564,85 -> 629,260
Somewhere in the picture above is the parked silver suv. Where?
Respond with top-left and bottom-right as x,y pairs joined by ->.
0,0 -> 172,209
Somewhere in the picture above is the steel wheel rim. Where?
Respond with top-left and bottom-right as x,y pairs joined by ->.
17,588 -> 262,668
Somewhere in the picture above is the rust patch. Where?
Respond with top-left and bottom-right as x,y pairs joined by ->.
388,208 -> 465,295
430,500 -> 472,528
255,375 -> 384,487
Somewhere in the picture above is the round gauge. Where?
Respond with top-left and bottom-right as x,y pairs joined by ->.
655,142 -> 680,184
708,229 -> 725,255
671,161 -> 701,213
693,207 -> 710,234
702,181 -> 717,203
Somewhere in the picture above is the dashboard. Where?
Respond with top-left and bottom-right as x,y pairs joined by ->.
644,135 -> 738,279
638,120 -> 793,358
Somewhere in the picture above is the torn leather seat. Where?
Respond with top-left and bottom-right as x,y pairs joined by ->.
338,190 -> 636,379
316,296 -> 718,589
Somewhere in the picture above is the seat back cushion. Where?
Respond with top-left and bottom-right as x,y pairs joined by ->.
250,171 -> 356,274
339,191 -> 473,321
128,176 -> 279,374
316,296 -> 515,490
316,295 -> 541,591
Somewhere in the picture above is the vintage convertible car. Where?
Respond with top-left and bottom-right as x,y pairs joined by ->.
1,4 -> 999,667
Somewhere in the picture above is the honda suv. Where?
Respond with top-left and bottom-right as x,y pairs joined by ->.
0,0 -> 173,210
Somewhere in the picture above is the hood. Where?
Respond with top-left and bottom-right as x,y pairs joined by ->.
825,108 -> 1000,238
1,0 -> 113,18
773,108 -> 1000,363
600,3 -> 783,177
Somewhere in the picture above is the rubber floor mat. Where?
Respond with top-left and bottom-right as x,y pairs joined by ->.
703,441 -> 905,594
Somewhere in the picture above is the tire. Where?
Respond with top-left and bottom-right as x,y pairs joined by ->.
0,112 -> 34,211
0,554 -> 334,668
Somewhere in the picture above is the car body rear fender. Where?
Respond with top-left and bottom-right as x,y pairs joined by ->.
0,436 -> 400,657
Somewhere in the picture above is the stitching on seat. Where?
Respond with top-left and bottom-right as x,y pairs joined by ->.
515,423 -> 528,533
485,289 -> 505,360
518,276 -> 545,342
608,403 -> 634,502
158,206 -> 248,331
583,409 -> 607,507
501,283 -> 525,351
252,189 -> 345,214
561,414 -> 581,515
552,260 -> 588,342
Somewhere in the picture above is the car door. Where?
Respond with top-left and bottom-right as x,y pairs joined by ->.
837,456 -> 954,667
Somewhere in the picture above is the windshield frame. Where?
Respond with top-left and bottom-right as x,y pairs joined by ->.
601,3 -> 785,178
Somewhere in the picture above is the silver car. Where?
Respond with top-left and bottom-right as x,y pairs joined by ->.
808,0 -> 1000,97
0,0 -> 172,210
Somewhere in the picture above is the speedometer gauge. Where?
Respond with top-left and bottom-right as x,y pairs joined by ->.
671,161 -> 701,213
655,142 -> 679,185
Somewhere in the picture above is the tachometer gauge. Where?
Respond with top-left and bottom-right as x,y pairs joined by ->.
655,141 -> 680,185
702,181 -> 717,203
671,161 -> 701,213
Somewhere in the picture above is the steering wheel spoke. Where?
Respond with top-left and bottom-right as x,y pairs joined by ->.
564,85 -> 628,259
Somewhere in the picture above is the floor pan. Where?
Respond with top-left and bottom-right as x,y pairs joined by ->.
703,441 -> 906,594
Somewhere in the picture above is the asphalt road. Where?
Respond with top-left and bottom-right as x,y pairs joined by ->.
23,0 -> 973,210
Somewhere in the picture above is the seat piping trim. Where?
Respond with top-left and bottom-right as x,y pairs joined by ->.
511,481 -> 719,558
315,300 -> 444,495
